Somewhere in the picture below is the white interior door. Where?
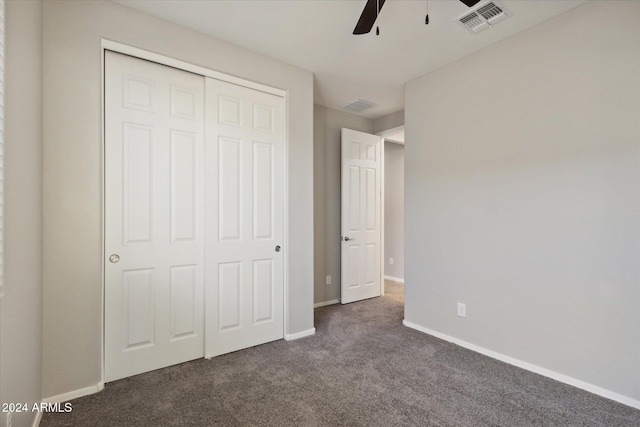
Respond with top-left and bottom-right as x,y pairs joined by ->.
104,51 -> 205,381
341,128 -> 382,304
204,78 -> 285,358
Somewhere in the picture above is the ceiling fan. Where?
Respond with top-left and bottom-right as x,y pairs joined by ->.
353,0 -> 483,35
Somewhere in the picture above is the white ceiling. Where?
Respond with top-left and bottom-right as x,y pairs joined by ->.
113,0 -> 587,119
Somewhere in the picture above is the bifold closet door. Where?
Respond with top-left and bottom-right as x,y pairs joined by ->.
104,51 -> 205,382
204,78 -> 285,358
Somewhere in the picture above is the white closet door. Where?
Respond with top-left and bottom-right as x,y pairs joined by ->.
204,78 -> 285,358
104,51 -> 205,382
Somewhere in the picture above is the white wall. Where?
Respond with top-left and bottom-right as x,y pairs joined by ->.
405,0 -> 640,402
42,0 -> 313,399
0,1 -> 43,426
314,105 -> 373,304
373,110 -> 404,134
384,142 -> 404,281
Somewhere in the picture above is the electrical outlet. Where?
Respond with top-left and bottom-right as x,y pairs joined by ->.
457,302 -> 466,317
389,258 -> 394,265
325,275 -> 331,285
6,412 -> 13,427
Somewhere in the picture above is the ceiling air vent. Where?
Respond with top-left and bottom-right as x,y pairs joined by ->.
457,1 -> 510,33
341,99 -> 377,113
477,2 -> 507,22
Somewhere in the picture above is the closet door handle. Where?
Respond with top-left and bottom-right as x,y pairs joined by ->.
275,245 -> 281,252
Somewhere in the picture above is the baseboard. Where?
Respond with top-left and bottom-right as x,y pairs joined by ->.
42,382 -> 104,404
383,275 -> 404,284
314,299 -> 340,308
32,410 -> 43,427
402,320 -> 640,410
284,327 -> 316,341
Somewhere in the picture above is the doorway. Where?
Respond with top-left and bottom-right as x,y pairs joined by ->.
380,127 -> 405,303
338,126 -> 405,306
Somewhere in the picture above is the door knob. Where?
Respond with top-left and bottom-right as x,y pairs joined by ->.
109,254 -> 120,263
343,236 -> 352,241
275,245 -> 281,252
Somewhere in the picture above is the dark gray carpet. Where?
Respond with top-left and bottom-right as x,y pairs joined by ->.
42,281 -> 640,426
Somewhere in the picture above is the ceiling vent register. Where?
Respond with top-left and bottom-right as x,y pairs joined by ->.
457,1 -> 510,33
341,99 -> 377,113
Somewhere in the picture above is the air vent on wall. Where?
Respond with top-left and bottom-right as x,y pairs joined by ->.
341,99 -> 377,113
457,1 -> 510,33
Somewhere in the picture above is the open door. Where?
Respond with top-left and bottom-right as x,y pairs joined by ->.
341,128 -> 382,304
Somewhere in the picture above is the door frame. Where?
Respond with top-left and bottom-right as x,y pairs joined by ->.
375,125 -> 405,297
100,39 -> 289,385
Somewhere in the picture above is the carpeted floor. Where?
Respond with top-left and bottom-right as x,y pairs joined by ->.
42,281 -> 640,426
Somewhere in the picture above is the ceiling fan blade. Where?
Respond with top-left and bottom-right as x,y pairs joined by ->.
459,0 -> 481,7
353,0 -> 386,35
